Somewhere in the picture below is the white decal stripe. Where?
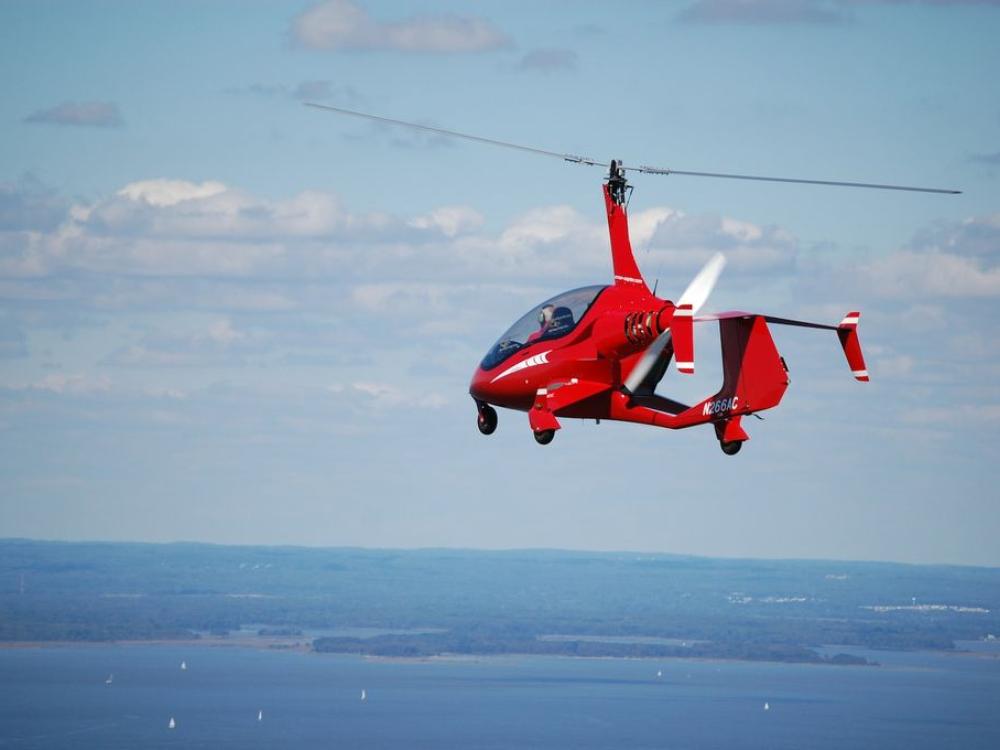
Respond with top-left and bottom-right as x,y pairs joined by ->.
840,316 -> 859,326
852,369 -> 869,377
490,350 -> 553,383
676,361 -> 694,369
673,308 -> 693,317
614,275 -> 644,285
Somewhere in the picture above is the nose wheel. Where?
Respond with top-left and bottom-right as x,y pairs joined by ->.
476,403 -> 498,435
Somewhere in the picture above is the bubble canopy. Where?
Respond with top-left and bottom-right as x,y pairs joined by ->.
480,285 -> 607,371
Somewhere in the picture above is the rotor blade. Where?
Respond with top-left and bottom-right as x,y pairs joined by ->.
623,330 -> 672,395
633,165 -> 960,195
678,252 -> 726,315
304,103 -> 961,194
304,103 -> 603,167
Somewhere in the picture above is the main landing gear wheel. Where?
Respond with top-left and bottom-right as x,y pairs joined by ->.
477,405 -> 498,435
720,440 -> 743,456
533,429 -> 555,445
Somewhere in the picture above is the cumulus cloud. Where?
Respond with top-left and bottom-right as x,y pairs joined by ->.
290,0 -> 510,53
407,206 -> 484,237
516,49 -> 578,72
0,177 -> 806,292
857,214 -> 1000,298
24,101 -> 123,127
116,179 -> 228,207
644,209 -> 799,274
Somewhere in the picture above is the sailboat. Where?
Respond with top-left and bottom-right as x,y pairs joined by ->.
180,661 -> 187,671
360,689 -> 367,702
105,674 -> 113,685
764,702 -> 770,711
168,717 -> 176,729
656,669 -> 662,678
258,710 -> 263,722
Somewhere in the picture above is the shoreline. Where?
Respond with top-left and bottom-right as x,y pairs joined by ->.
3,637 -> 995,667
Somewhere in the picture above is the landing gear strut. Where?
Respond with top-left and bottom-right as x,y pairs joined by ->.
719,440 -> 743,456
533,429 -> 555,445
476,403 -> 498,435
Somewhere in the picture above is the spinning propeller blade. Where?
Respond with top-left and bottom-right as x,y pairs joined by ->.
305,104 -> 961,194
677,252 -> 726,315
622,329 -> 672,395
622,253 -> 725,393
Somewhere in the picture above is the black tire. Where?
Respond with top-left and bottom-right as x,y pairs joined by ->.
720,440 -> 742,456
533,429 -> 555,445
477,405 -> 498,435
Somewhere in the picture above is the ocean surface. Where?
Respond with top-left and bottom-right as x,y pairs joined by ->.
1,644 -> 998,749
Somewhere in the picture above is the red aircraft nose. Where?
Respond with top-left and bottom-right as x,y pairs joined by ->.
469,362 -> 535,411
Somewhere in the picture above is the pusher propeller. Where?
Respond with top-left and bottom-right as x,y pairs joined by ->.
305,103 -> 961,195
622,252 -> 726,394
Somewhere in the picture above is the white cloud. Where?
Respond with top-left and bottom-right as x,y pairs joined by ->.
408,206 -> 484,237
0,177 -> 811,296
117,179 -> 227,207
203,319 -> 246,346
862,250 -> 1000,298
291,0 -> 510,53
645,209 -> 799,274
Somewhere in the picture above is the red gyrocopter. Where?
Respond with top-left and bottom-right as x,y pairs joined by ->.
307,104 -> 959,454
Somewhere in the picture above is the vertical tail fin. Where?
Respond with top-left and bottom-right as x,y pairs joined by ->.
838,311 -> 869,382
672,304 -> 694,374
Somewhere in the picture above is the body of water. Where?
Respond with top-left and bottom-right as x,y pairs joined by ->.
0,644 -> 997,749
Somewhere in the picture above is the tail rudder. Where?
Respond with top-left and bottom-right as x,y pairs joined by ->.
838,311 -> 868,382
672,304 -> 694,374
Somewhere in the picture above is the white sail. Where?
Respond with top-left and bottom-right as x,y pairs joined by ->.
258,710 -> 263,722
656,670 -> 662,678
105,674 -> 113,685
361,689 -> 367,701
168,717 -> 176,729
764,702 -> 770,711
180,661 -> 187,671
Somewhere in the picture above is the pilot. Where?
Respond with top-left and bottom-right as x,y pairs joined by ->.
527,305 -> 556,343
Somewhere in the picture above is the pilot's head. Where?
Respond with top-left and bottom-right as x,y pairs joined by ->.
538,305 -> 555,328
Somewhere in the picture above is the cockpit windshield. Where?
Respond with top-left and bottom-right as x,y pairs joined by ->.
480,285 -> 607,371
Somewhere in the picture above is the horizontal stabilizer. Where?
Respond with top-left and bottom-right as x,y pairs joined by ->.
697,309 -> 869,382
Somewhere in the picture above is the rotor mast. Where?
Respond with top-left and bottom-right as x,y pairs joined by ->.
607,159 -> 630,206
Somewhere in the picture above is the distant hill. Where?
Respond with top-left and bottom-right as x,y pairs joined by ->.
1,539 -> 997,662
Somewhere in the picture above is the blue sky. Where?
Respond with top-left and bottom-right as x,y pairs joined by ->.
1,0 -> 998,564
